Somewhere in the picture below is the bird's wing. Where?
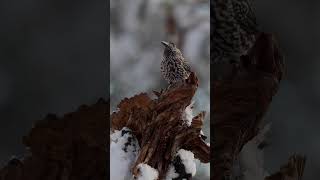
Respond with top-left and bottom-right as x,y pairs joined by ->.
232,0 -> 258,34
183,60 -> 192,73
232,0 -> 258,54
211,0 -> 258,62
212,0 -> 242,55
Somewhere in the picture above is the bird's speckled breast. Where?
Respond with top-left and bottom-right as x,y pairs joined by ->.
161,55 -> 189,84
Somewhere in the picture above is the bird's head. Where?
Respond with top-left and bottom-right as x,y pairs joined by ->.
161,41 -> 181,56
161,41 -> 176,49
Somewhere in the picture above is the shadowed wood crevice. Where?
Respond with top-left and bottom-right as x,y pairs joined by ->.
111,72 -> 210,179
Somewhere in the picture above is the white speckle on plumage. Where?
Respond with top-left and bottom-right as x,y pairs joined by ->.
161,41 -> 191,84
211,0 -> 258,64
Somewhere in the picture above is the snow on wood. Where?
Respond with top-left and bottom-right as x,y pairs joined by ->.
111,72 -> 209,179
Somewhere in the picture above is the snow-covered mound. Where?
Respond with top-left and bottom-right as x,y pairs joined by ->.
110,127 -> 140,180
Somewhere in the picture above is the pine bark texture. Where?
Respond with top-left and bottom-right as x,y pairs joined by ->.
111,72 -> 210,179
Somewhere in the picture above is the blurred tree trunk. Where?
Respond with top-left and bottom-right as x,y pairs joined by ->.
211,32 -> 306,180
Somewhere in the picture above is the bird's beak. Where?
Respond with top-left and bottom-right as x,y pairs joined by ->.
161,41 -> 169,47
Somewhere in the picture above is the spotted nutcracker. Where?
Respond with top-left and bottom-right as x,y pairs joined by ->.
211,0 -> 258,64
161,41 -> 191,85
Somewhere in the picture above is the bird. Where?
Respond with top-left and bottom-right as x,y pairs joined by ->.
160,41 -> 191,86
211,0 -> 258,64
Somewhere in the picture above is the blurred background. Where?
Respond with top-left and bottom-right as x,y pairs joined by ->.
0,0 -> 107,167
254,1 -> 320,179
0,0 -> 319,179
110,0 -> 210,179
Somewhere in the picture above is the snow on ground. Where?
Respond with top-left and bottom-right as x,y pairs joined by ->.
137,163 -> 159,180
110,127 -> 207,179
166,165 -> 179,180
234,124 -> 271,180
110,127 -> 139,180
177,149 -> 197,176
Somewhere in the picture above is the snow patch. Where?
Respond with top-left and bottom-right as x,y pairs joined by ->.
110,127 -> 139,180
166,165 -> 179,180
236,124 -> 271,180
183,102 -> 194,126
177,149 -> 197,176
137,163 -> 159,180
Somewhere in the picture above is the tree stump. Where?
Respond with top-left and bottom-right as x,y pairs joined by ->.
265,154 -> 306,180
212,33 -> 285,179
111,72 -> 210,179
0,99 -> 108,180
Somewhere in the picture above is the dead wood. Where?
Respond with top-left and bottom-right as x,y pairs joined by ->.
212,32 -> 286,179
265,154 -> 306,180
0,99 -> 108,180
111,72 -> 210,179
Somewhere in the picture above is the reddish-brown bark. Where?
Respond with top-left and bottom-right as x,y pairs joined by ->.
111,72 -> 210,179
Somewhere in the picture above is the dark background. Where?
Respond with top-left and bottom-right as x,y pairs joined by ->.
256,1 -> 320,179
0,0 -> 108,165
